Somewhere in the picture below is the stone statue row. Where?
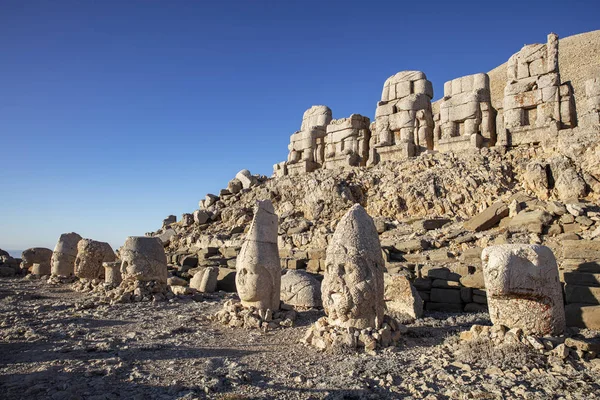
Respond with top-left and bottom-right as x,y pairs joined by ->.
274,33 -> 600,177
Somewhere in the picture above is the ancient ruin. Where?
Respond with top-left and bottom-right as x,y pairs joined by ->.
74,239 -> 116,280
20,247 -> 52,274
482,244 -> 565,336
436,73 -> 496,151
103,261 -> 122,286
498,33 -> 575,146
235,200 -> 281,311
120,236 -> 168,283
581,77 -> 600,128
50,232 -> 82,277
323,114 -> 371,169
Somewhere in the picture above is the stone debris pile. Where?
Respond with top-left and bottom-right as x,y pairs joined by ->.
212,299 -> 297,331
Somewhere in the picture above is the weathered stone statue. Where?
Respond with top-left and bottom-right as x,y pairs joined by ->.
235,200 -> 281,311
437,73 -> 496,151
370,71 -> 434,164
321,204 -> 385,329
74,239 -> 116,279
275,105 -> 332,176
323,114 -> 371,169
581,77 -> 600,129
482,244 -> 565,336
499,33 -> 575,146
21,247 -> 52,273
51,232 -> 82,277
119,236 -> 168,283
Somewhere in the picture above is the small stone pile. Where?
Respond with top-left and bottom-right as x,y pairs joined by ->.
460,324 -> 600,361
301,315 -> 406,354
105,279 -> 171,303
212,299 -> 297,331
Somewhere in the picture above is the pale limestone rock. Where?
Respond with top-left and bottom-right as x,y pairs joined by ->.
193,210 -> 210,225
21,247 -> 52,272
235,169 -> 257,189
51,232 -> 83,277
280,270 -> 322,308
120,236 -> 168,283
581,78 -> 600,128
74,239 -> 116,279
482,244 -> 565,336
555,168 -> 587,202
162,215 -> 176,228
31,263 -> 50,276
523,161 -> 549,200
322,204 -> 385,329
227,178 -> 243,194
235,200 -> 281,311
190,267 -> 218,293
437,73 -> 496,152
103,261 -> 122,286
384,273 -> 423,323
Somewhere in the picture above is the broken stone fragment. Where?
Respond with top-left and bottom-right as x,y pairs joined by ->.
280,270 -> 322,308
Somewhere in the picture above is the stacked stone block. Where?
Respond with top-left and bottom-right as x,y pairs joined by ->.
581,78 -> 600,129
323,114 -> 371,169
437,73 -> 496,152
499,33 -> 575,146
370,71 -> 434,164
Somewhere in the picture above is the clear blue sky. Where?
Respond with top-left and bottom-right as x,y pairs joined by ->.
1,0 -> 598,252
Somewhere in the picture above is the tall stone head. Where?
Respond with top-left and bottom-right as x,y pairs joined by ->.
235,200 -> 281,311
51,232 -> 82,277
300,105 -> 333,131
321,204 -> 385,329
119,236 -> 168,283
482,244 -> 565,336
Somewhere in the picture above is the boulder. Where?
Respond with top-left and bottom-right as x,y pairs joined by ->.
235,169 -> 258,189
193,210 -> 211,225
74,239 -> 116,279
20,247 -> 52,272
227,178 -> 243,194
190,267 -> 219,293
280,270 -> 322,308
383,274 -> 423,323
463,202 -> 508,232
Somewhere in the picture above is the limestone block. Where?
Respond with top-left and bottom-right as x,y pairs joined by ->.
565,304 -> 600,330
508,210 -> 552,229
51,232 -> 83,277
280,269 -> 321,308
204,194 -> 219,208
21,247 -> 52,271
31,263 -> 50,276
162,215 -> 176,227
322,204 -> 385,329
463,202 -> 509,232
444,81 -> 452,97
235,169 -> 257,189
120,236 -> 168,283
235,200 -> 280,311
156,229 -> 176,246
74,239 -> 116,279
375,102 -> 395,118
190,267 -> 219,293
384,274 -> 423,323
193,210 -> 211,225
482,244 -> 565,336
565,285 -> 600,305
181,213 -> 194,227
104,261 -> 122,286
555,168 -> 586,202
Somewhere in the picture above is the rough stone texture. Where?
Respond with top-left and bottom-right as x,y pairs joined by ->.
498,33 -> 575,147
235,200 -> 281,311
383,273 -> 423,323
581,77 -> 600,128
235,169 -> 258,189
565,303 -> 600,330
323,114 -> 371,169
119,236 -> 168,283
463,202 -> 508,232
193,210 -> 211,225
31,263 -> 50,276
51,232 -> 83,277
321,204 -> 385,329
482,244 -> 565,336
190,266 -> 219,293
74,239 -> 116,279
437,73 -> 496,152
103,261 -> 122,286
280,269 -> 322,308
279,105 -> 333,176
20,247 -> 52,272
370,71 -> 434,163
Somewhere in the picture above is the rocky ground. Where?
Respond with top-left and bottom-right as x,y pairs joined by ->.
1,278 -> 599,400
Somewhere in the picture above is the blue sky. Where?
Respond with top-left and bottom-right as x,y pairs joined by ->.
1,0 -> 598,251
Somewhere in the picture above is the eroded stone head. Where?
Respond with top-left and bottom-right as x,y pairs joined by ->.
321,204 -> 385,329
119,236 -> 168,283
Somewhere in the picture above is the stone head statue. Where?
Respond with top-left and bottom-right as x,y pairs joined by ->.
321,204 -> 385,329
235,200 -> 281,311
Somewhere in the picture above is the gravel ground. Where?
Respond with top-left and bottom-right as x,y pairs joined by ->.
1,278 -> 599,400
